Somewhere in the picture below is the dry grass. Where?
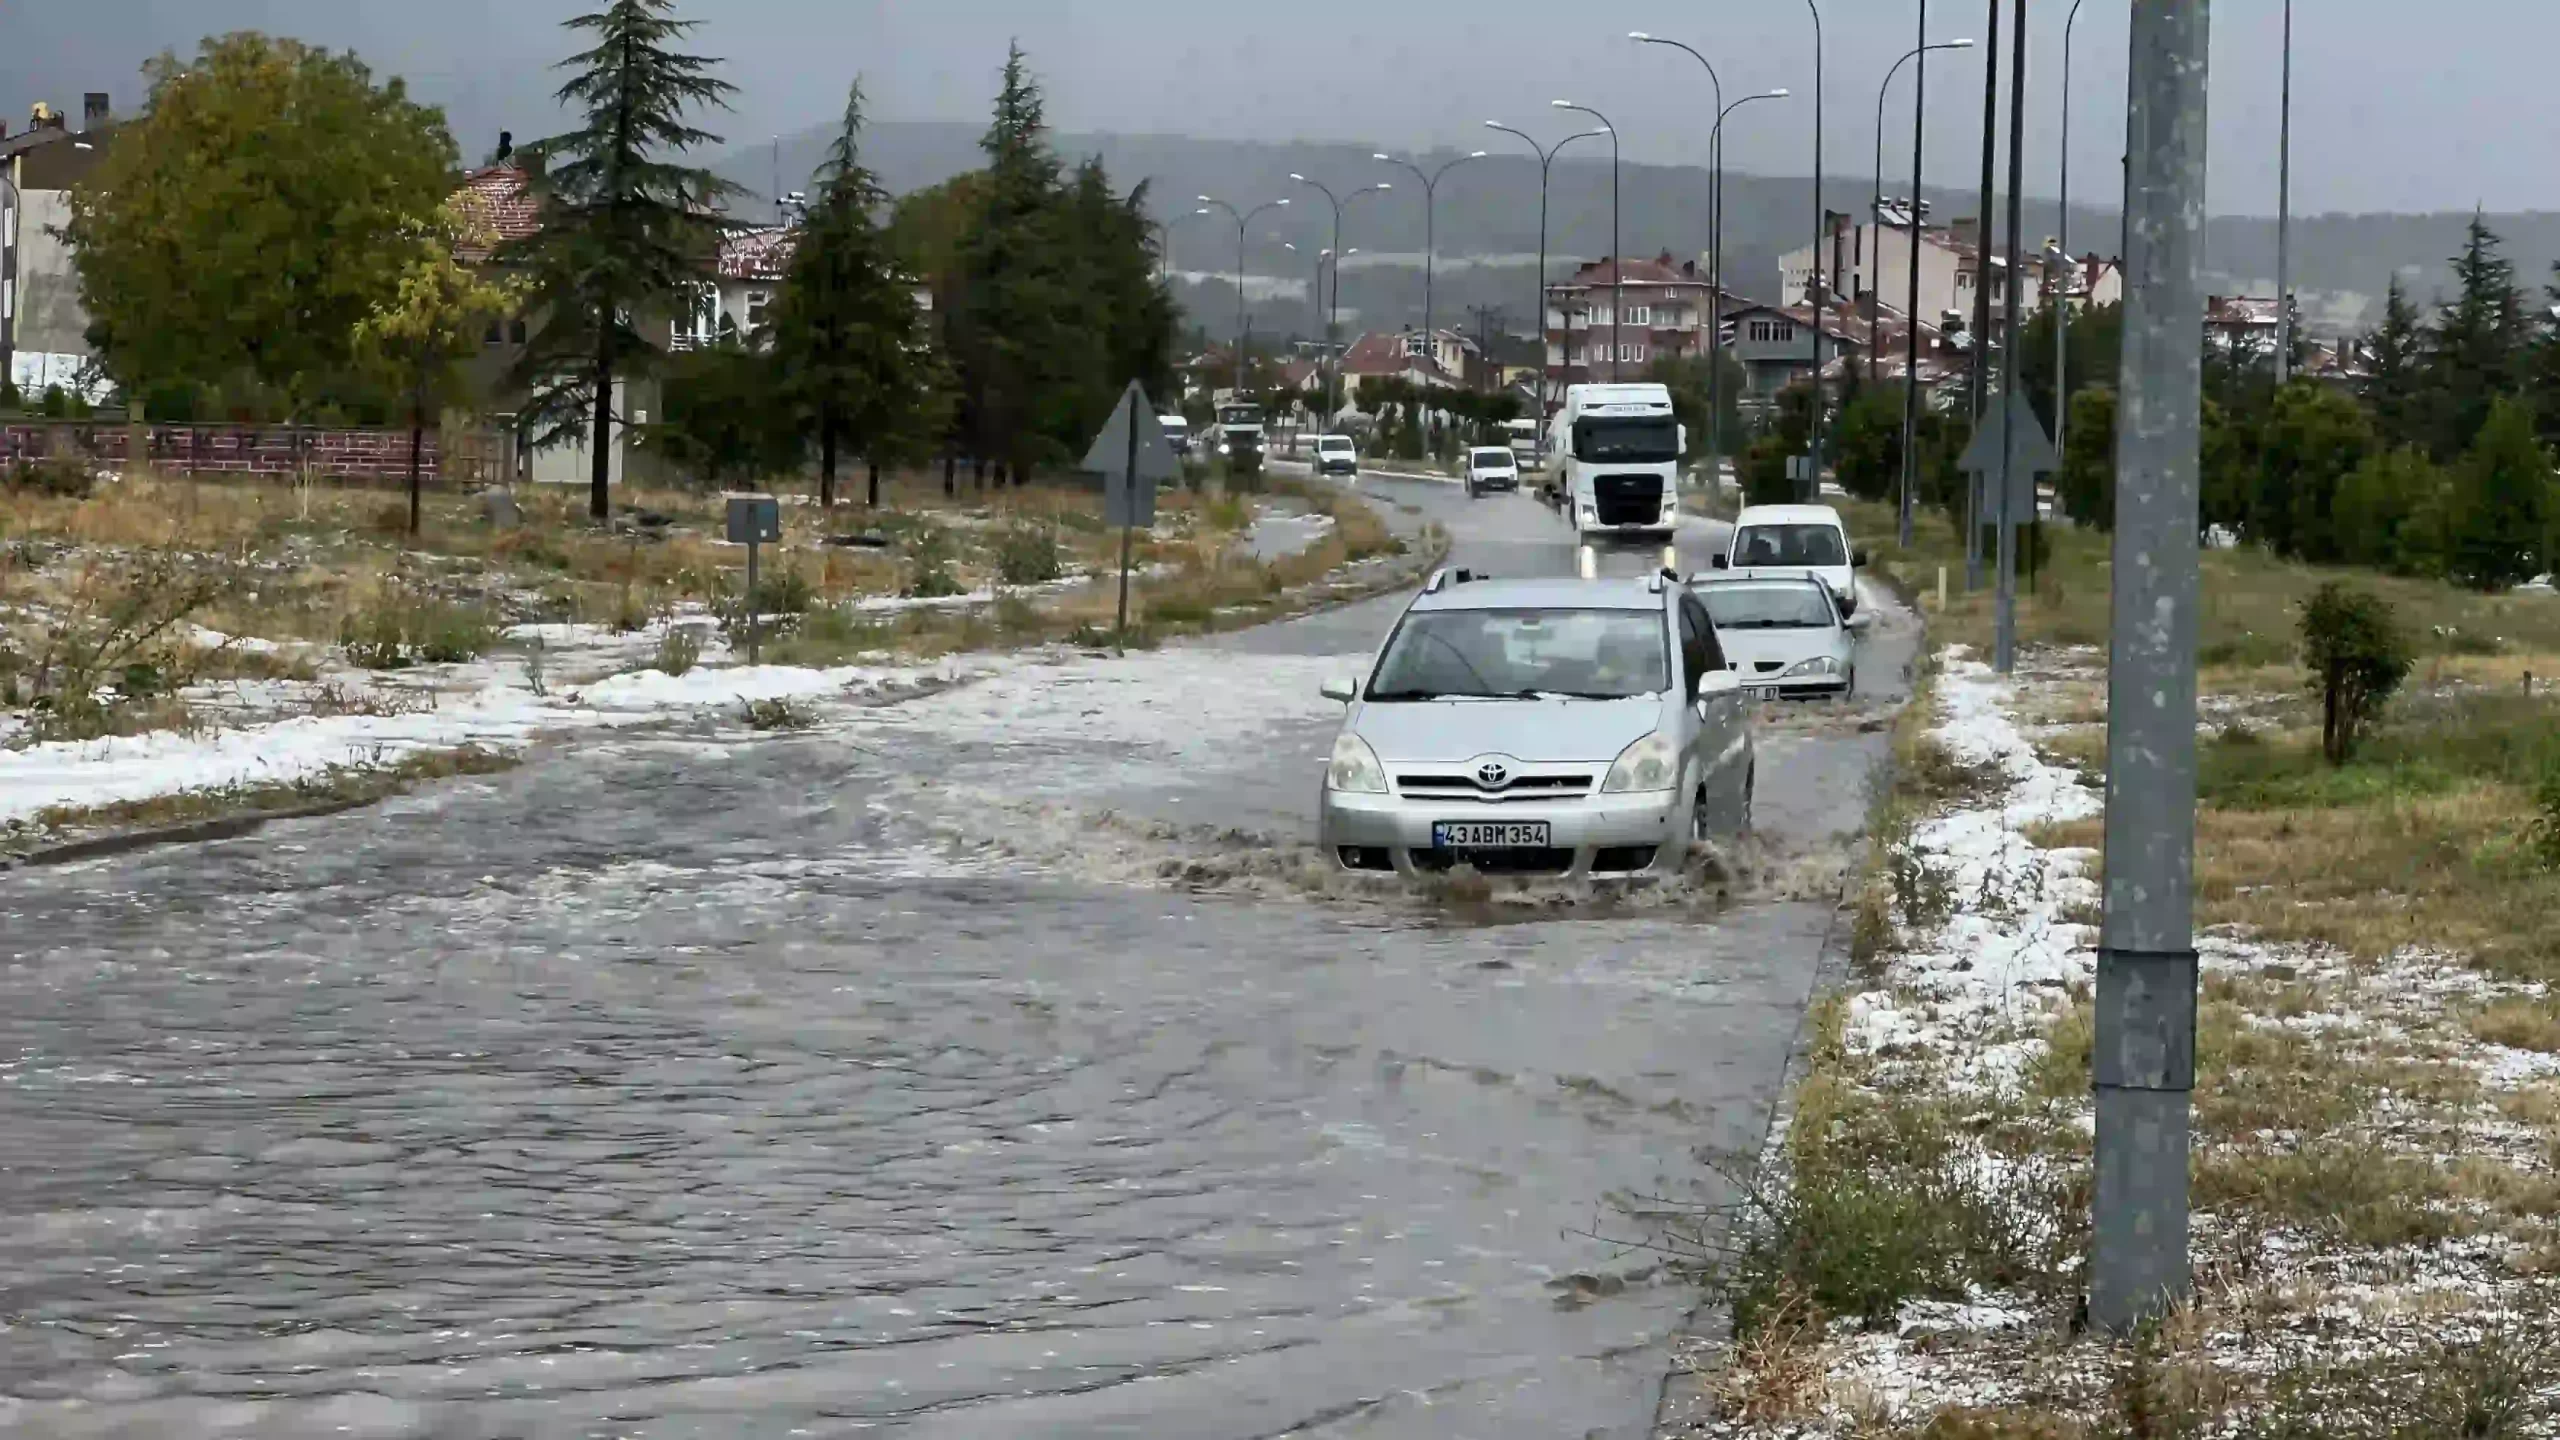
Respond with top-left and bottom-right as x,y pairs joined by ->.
2470,998 -> 2560,1054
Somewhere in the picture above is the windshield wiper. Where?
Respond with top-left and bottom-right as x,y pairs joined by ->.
1363,688 -> 1446,701
1505,688 -> 1641,701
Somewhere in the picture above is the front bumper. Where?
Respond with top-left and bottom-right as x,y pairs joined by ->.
1470,475 -> 1519,490
1318,459 -> 1359,475
1318,789 -> 1685,879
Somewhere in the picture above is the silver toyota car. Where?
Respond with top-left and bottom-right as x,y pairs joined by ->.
1318,569 -> 1755,879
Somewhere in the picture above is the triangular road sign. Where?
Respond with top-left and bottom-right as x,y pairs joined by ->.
1080,381 -> 1182,483
1957,390 -> 2059,477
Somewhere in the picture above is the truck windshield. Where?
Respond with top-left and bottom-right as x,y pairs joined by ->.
1219,407 -> 1263,426
1733,524 -> 1848,567
1367,608 -> 1669,701
1572,415 -> 1679,464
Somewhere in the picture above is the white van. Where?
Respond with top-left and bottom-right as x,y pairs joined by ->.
1544,383 -> 1685,543
1159,414 -> 1192,457
1716,503 -> 1867,617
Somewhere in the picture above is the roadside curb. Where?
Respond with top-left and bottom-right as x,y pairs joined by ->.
0,795 -> 386,872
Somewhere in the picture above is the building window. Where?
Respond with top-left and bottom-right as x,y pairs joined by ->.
746,289 -> 771,333
1748,320 -> 1797,344
1625,305 -> 1651,326
1618,343 -> 1647,364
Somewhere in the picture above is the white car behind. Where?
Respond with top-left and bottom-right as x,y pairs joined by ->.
1693,574 -> 1858,700
1716,503 -> 1866,617
1464,446 -> 1519,497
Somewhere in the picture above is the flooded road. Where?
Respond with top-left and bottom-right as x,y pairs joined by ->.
0,477 -> 1915,1438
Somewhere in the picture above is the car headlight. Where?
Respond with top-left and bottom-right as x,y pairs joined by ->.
1327,733 -> 1388,794
1783,655 -> 1845,678
1602,731 -> 1680,794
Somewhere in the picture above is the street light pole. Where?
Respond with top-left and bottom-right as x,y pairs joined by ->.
2094,0 -> 2208,1337
1714,90 -> 1791,486
1291,175 -> 1393,424
2275,0 -> 2294,384
2059,0 -> 2087,478
1630,33 -> 1723,491
1485,122 -> 1608,435
1874,39 -> 1975,388
1553,101 -> 1621,381
1900,0 -> 1932,547
1196,195 -> 1290,398
1800,0 -> 1831,486
1375,150 -> 1490,391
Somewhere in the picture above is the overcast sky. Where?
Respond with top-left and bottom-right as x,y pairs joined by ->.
3,1 -> 2545,217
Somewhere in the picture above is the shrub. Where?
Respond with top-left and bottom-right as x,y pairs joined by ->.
339,589 -> 503,669
2,455 -> 97,498
2298,582 -> 2410,765
992,524 -> 1064,586
740,696 -> 815,731
750,562 -> 815,616
902,523 -> 964,599
1739,435 -> 1795,507
654,626 -> 702,677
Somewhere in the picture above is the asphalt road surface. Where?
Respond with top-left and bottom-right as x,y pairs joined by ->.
0,472 -> 1917,1439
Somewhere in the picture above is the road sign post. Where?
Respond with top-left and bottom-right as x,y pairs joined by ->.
725,493 -> 781,665
2092,0 -> 2208,1336
1080,381 -> 1179,655
1956,391 -> 2056,674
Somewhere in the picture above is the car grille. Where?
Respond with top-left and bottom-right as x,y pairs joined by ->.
1593,473 -> 1663,526
1395,773 -> 1594,802
1409,847 -> 1576,876
1592,845 -> 1661,873
1754,660 -> 1784,673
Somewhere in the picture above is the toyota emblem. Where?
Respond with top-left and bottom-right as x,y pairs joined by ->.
1473,759 -> 1512,790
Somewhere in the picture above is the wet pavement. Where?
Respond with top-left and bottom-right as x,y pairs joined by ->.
0,475 -> 1917,1439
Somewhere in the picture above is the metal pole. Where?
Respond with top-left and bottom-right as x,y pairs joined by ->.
1994,0 -> 2028,676
1900,0 -> 1930,548
745,539 -> 761,665
1804,0 -> 1830,479
1486,123 -> 1604,438
1115,408 -> 1138,653
1873,42 -> 1969,392
2059,0 -> 2086,485
1709,92 -> 1785,496
2092,0 -> 2208,1337
2275,0 -> 2294,384
1966,0 -> 2000,589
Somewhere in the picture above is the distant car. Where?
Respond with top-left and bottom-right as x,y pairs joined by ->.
1317,568 -> 1754,880
1464,446 -> 1520,497
1313,433 -> 1360,477
1714,503 -> 1866,617
1692,573 -> 1857,700
1159,414 -> 1192,457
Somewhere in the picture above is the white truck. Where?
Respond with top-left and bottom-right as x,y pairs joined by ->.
1544,383 -> 1685,543
1203,402 -> 1267,461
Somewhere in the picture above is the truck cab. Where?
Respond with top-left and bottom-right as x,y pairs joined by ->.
1205,403 -> 1267,461
1545,383 -> 1685,543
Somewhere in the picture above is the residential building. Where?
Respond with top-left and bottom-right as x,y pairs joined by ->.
1723,302 -> 1873,406
1779,205 -> 2115,337
2204,294 -> 2284,359
2,95 -> 114,400
1542,253 -> 1749,399
673,226 -> 796,350
1337,327 -> 1476,402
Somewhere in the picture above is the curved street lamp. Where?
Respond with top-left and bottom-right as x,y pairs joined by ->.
1630,33 -> 1727,484
1196,194 -> 1290,396
1373,150 -> 1488,386
1872,40 -> 1974,384
1291,175 -> 1393,420
1797,0 -> 1831,479
1712,89 -> 1790,469
1551,100 -> 1621,380
1484,121 -> 1607,425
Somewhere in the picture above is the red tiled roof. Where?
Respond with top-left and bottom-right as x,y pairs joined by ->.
452,166 -> 542,259
1556,254 -> 1705,288
1338,331 -> 1462,383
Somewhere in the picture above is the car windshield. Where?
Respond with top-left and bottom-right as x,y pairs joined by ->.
1572,415 -> 1679,463
1699,584 -> 1837,630
1471,449 -> 1513,467
1318,437 -> 1353,452
1367,607 -> 1669,701
1733,523 -> 1848,567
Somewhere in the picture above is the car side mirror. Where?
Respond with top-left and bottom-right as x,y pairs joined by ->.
1846,609 -> 1876,632
1321,675 -> 1359,703
1709,554 -> 1729,570
1696,669 -> 1742,698
1853,548 -> 1870,567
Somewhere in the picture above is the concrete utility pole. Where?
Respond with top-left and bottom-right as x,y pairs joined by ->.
1993,0 -> 2028,675
1899,0 -> 1932,548
2092,0 -> 2209,1337
2058,0 -> 2089,477
1966,0 -> 2001,590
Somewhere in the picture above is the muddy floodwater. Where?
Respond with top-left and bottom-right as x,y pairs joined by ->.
0,480 -> 1915,1438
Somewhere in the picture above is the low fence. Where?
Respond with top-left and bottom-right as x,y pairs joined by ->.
0,421 -> 445,484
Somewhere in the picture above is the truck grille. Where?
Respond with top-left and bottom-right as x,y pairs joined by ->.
1593,473 -> 1664,526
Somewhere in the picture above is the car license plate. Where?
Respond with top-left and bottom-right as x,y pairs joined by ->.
1433,821 -> 1550,849
1750,686 -> 1781,701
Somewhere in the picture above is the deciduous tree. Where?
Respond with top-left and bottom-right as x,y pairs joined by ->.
355,204 -> 525,533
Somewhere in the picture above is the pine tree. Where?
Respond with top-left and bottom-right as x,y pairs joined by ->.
2359,278 -> 2429,452
947,44 -> 1079,480
2419,213 -> 2530,462
769,81 -> 929,508
2447,396 -> 2555,590
508,0 -> 741,519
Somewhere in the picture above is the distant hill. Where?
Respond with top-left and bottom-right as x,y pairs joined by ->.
714,121 -> 2560,345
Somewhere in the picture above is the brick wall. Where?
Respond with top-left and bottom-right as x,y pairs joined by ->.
0,422 -> 442,482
